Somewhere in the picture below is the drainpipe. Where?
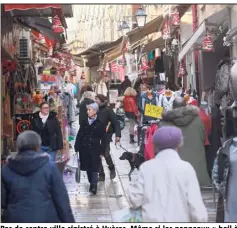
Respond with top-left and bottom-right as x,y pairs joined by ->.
192,4 -> 200,98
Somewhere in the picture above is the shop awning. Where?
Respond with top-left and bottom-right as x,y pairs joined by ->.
127,15 -> 164,45
143,35 -> 165,53
178,6 -> 230,62
4,4 -> 73,17
104,37 -> 127,63
16,17 -> 61,41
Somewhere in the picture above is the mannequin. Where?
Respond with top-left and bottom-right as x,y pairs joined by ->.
161,88 -> 175,111
225,137 -> 237,222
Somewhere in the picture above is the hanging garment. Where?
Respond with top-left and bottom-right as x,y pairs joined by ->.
144,124 -> 158,160
161,93 -> 176,111
96,81 -> 108,96
155,57 -> 165,74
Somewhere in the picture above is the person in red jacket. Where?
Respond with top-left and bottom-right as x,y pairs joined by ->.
123,87 -> 139,143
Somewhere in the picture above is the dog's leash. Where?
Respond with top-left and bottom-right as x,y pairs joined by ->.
119,144 -> 130,153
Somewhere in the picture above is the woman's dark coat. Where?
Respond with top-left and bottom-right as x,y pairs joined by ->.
74,118 -> 106,172
1,151 -> 74,223
31,111 -> 63,151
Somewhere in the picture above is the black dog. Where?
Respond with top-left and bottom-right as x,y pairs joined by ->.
119,151 -> 145,181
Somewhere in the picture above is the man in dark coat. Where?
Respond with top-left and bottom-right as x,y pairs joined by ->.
75,103 -> 106,194
1,131 -> 74,223
120,75 -> 132,95
95,94 -> 121,181
78,91 -> 94,126
31,102 -> 63,162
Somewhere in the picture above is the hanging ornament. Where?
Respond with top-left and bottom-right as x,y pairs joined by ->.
38,33 -> 46,44
81,71 -> 85,80
202,30 -> 214,52
104,61 -> 110,71
162,19 -> 171,40
141,55 -> 149,71
52,15 -> 64,33
178,59 -> 188,78
171,10 -> 180,26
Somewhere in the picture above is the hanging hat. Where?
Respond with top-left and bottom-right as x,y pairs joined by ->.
52,15 -> 64,33
152,126 -> 183,151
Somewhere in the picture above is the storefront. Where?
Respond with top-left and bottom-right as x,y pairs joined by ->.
1,4 -> 74,168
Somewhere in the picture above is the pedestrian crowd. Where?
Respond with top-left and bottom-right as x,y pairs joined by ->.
1,75 -> 235,223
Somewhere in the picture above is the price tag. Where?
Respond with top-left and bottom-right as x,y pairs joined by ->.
144,104 -> 164,119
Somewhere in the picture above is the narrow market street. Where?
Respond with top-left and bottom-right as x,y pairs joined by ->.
64,124 -> 217,222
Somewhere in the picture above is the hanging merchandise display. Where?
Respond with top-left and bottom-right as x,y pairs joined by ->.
171,9 -> 180,26
162,19 -> 171,40
104,61 -> 110,72
141,55 -> 150,71
202,30 -> 214,52
111,62 -> 119,72
38,33 -> 46,44
155,48 -> 161,59
178,59 -> 188,78
2,60 -> 16,74
148,51 -> 154,61
81,71 -> 85,80
52,8 -> 64,34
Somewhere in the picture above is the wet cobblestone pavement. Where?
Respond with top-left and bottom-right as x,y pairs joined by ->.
64,123 -> 217,222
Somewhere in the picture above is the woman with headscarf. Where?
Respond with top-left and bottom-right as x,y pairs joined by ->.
74,103 -> 106,195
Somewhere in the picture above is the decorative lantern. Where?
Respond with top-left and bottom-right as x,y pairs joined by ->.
135,6 -> 147,28
121,21 -> 130,35
162,19 -> 171,40
81,71 -> 85,80
178,60 -> 187,78
52,15 -> 64,33
171,10 -> 180,26
202,30 -> 214,52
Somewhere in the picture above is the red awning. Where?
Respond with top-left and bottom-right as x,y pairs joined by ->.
4,4 -> 61,11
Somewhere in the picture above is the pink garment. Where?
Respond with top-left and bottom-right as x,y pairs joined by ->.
144,124 -> 158,160
118,66 -> 125,81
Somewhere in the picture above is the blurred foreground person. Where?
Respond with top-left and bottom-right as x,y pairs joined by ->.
128,127 -> 208,222
75,103 -> 106,194
160,97 -> 210,186
1,131 -> 74,223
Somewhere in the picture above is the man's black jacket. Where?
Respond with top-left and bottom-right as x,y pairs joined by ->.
97,102 -> 121,142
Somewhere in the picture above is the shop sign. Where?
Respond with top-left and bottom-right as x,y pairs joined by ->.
144,104 -> 164,119
202,33 -> 214,52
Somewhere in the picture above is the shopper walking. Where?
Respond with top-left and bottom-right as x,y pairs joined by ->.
160,97 -> 210,186
74,103 -> 106,194
78,91 -> 95,126
120,75 -> 132,95
128,126 -> 208,222
123,87 -> 139,143
1,131 -> 74,223
31,102 -> 63,162
95,94 -> 121,181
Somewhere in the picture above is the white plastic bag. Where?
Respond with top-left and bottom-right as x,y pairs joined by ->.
113,208 -> 142,222
66,153 -> 78,169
